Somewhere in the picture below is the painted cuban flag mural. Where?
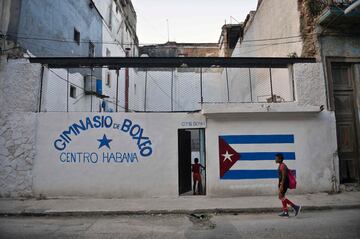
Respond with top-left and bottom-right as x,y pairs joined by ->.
219,135 -> 295,179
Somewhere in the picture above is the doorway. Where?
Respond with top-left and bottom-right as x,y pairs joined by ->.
178,129 -> 206,196
329,61 -> 360,183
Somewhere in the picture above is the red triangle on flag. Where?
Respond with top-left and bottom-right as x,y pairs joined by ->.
219,137 -> 240,178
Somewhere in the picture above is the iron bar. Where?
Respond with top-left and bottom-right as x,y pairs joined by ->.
249,68 -> 253,102
38,65 -> 45,112
269,67 -> 274,102
200,68 -> 203,104
225,68 -> 230,102
29,57 -> 316,69
67,69 -> 69,112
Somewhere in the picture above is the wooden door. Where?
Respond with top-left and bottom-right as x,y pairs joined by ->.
332,63 -> 359,183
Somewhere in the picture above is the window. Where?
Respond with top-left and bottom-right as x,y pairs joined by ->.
89,41 -> 95,57
74,28 -> 80,45
70,85 -> 77,98
106,72 -> 111,87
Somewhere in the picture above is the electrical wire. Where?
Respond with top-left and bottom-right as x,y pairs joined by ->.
146,72 -> 182,109
2,32 -> 304,48
47,68 -> 129,111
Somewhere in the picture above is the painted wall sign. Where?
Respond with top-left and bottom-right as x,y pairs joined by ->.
180,120 -> 206,128
219,134 -> 296,179
53,115 -> 153,164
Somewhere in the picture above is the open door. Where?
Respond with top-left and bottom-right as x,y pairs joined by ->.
178,130 -> 192,195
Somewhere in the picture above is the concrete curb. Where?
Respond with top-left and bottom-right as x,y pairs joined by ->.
1,204 -> 360,217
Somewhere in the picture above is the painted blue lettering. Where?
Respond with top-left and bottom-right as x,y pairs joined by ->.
116,152 -> 123,162
62,127 -> 77,142
104,116 -> 113,128
85,117 -> 94,129
70,152 -> 77,163
54,139 -> 66,151
103,152 -> 109,163
60,134 -> 70,143
83,152 -> 91,163
121,119 -> 132,132
139,139 -> 152,148
109,152 -> 115,162
140,147 -> 152,157
72,120 -> 86,135
90,153 -> 98,163
130,124 -> 141,137
60,152 -> 66,162
93,116 -> 101,128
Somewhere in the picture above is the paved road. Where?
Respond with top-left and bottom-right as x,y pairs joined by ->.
0,209 -> 359,239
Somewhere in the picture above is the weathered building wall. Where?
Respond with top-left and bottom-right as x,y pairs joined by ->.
205,111 -> 337,196
31,62 -> 339,198
33,112 -> 206,198
232,0 -> 302,57
0,0 -> 12,34
40,68 -> 102,112
6,0 -> 103,58
140,43 -> 219,57
0,57 -> 41,197
204,62 -> 338,196
320,35 -> 360,58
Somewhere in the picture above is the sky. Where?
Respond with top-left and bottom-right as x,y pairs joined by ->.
131,0 -> 258,45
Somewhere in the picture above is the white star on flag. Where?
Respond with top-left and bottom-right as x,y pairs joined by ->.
222,151 -> 233,162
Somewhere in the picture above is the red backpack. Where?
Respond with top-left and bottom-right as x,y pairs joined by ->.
288,169 -> 297,189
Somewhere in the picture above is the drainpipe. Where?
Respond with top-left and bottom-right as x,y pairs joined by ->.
344,0 -> 360,15
125,48 -> 130,112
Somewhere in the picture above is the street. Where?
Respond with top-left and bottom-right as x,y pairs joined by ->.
0,209 -> 359,239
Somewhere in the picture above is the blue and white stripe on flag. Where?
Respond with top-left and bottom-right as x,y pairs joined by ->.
219,134 -> 296,180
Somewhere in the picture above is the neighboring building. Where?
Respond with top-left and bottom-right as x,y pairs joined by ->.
93,0 -> 139,112
1,0 -> 103,58
226,0 -> 360,185
0,0 -> 139,113
140,41 -> 219,57
218,24 -> 244,57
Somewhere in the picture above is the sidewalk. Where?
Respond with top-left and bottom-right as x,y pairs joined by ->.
0,191 -> 359,216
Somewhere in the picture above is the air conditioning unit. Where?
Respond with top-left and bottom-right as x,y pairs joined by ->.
84,75 -> 102,95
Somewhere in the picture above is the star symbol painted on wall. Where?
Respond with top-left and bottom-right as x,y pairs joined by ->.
222,151 -> 234,162
97,134 -> 112,149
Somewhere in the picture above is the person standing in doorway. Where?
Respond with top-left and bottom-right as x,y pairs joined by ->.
276,153 -> 301,217
192,158 -> 205,195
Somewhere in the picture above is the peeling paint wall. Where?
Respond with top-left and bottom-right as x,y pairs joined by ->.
0,113 -> 36,197
6,0 -> 103,58
293,63 -> 327,107
206,111 -> 338,196
0,57 -> 41,197
232,0 -> 302,57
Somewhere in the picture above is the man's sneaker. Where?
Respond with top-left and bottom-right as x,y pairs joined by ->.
293,205 -> 301,216
278,211 -> 289,218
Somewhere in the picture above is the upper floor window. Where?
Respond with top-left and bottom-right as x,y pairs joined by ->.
74,28 -> 80,45
89,41 -> 95,57
70,85 -> 77,98
106,72 -> 111,87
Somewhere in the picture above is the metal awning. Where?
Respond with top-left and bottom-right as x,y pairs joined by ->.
29,57 -> 317,68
